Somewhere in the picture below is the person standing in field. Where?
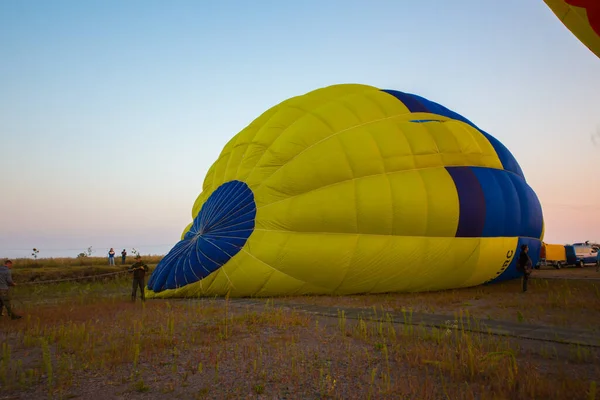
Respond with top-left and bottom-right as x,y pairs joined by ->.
0,260 -> 22,320
121,249 -> 127,265
128,255 -> 149,302
517,244 -> 533,292
108,248 -> 116,266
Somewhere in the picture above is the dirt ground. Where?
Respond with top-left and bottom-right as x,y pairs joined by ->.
0,269 -> 598,399
534,266 -> 600,280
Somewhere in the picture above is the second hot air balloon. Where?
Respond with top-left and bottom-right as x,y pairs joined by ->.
544,0 -> 600,58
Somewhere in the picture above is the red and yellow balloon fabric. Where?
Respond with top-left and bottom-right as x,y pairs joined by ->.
545,0 -> 600,58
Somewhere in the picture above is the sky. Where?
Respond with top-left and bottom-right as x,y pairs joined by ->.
1,0 -> 599,259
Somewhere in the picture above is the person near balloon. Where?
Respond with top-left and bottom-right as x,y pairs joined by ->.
128,255 -> 149,302
108,248 -> 116,266
0,260 -> 22,320
517,245 -> 533,292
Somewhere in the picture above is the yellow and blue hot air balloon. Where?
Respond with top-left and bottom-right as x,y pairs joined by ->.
147,84 -> 544,298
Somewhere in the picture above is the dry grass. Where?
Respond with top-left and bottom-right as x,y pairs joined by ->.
7,255 -> 164,269
9,256 -> 162,283
277,272 -> 600,330
0,276 -> 599,399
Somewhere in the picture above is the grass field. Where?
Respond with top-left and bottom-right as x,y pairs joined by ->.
8,255 -> 163,283
278,270 -> 600,331
0,263 -> 599,399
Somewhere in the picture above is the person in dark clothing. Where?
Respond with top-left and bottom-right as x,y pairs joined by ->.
0,260 -> 22,319
517,244 -> 533,292
121,249 -> 127,265
128,256 -> 149,302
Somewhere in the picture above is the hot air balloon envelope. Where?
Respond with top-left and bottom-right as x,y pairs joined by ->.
147,84 -> 544,298
545,0 -> 600,58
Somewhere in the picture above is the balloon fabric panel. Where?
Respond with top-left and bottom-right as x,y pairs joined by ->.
545,0 -> 600,58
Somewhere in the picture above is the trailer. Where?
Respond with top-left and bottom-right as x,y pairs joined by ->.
539,242 -> 567,269
538,241 -> 598,269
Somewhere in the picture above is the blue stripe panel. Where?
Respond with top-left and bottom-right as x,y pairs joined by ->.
148,180 -> 256,293
382,89 -> 524,179
445,167 -> 486,238
507,173 -> 544,239
446,166 -> 544,239
381,89 -> 429,113
477,130 -> 524,179
488,237 -> 542,283
470,167 -> 520,237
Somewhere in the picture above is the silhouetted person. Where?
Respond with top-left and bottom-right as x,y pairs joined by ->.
121,249 -> 127,265
518,244 -> 533,292
0,260 -> 22,319
128,256 -> 149,302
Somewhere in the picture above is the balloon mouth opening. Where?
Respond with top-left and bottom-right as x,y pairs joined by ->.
148,180 -> 256,293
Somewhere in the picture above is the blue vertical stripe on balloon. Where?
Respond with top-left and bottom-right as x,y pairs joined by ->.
469,167 -> 523,237
446,166 -> 542,239
445,166 -> 486,238
507,173 -> 544,239
489,169 -> 522,237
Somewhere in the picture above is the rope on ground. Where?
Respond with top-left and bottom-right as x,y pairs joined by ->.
20,270 -> 130,285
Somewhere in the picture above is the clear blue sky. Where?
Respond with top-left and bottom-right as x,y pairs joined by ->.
1,0 -> 599,258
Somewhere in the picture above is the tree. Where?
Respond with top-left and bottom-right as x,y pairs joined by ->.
77,246 -> 94,258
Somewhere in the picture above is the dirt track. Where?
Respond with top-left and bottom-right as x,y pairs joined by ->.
533,265 -> 600,280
